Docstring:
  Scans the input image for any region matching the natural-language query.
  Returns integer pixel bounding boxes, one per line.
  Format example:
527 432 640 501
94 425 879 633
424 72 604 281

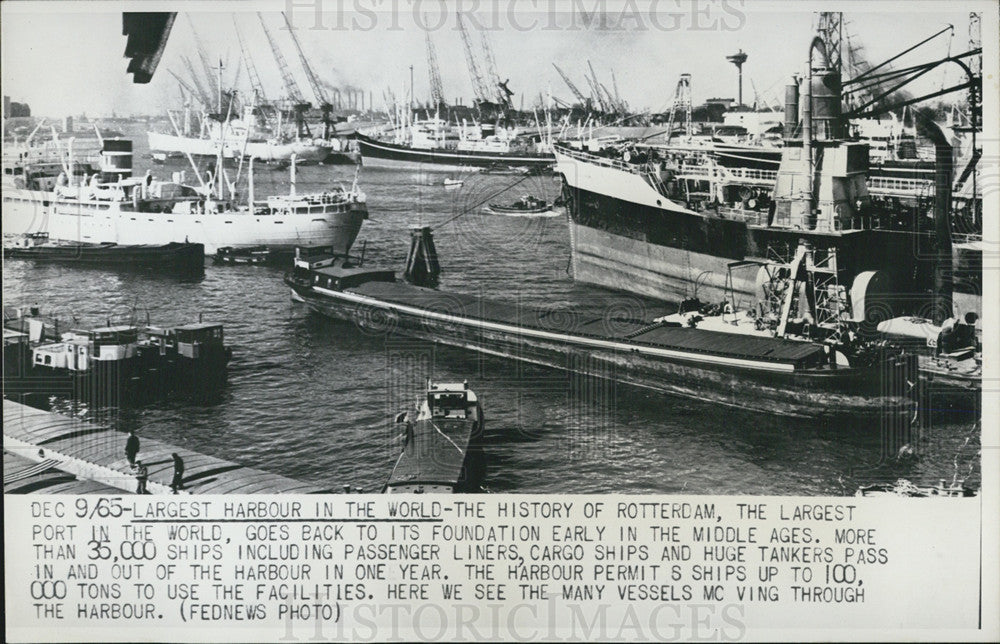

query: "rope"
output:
430 420 465 455
431 173 534 232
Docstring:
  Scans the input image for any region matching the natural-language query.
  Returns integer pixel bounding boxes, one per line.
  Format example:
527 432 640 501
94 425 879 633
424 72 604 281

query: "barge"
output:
5 234 204 271
285 244 918 425
3 317 231 406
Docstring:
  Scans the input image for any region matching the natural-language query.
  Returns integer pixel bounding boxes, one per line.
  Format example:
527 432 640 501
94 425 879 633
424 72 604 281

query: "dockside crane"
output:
425 30 446 109
179 54 214 108
257 12 311 137
281 11 334 138
552 64 589 110
456 13 490 107
185 14 224 113
479 30 511 109
233 16 268 113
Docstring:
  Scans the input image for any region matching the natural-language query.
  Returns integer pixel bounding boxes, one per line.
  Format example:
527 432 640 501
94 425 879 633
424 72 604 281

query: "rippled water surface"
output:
3 130 981 495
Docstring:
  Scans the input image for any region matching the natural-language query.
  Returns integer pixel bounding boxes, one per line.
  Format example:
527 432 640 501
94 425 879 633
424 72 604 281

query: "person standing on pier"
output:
170 453 185 493
135 460 149 494
125 430 140 469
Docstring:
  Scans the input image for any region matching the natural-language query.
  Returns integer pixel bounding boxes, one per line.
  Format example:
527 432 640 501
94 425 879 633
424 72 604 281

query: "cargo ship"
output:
355 119 553 172
5 233 204 270
554 40 961 325
29 141 368 255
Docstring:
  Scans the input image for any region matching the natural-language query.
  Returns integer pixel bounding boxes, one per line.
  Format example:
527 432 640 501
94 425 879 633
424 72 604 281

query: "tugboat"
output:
384 381 485 494
485 195 557 217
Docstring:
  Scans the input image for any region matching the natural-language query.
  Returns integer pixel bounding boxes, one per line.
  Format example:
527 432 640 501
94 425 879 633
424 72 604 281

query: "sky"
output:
0 0 986 118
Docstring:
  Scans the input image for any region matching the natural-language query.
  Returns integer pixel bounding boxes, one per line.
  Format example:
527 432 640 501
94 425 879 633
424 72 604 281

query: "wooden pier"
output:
3 400 330 494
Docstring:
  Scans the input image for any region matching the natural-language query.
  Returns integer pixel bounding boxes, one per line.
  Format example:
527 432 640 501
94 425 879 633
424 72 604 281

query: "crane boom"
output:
234 16 267 104
185 14 219 105
179 54 214 107
479 30 503 105
281 12 329 107
257 12 306 104
552 64 586 105
457 13 489 103
425 31 445 106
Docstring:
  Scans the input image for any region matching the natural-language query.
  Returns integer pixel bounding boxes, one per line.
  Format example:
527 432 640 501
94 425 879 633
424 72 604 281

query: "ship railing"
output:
553 144 636 173
952 232 982 245
866 176 934 196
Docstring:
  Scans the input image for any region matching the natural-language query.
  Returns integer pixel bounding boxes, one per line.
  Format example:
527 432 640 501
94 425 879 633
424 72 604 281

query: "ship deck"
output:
348 281 827 367
385 415 477 493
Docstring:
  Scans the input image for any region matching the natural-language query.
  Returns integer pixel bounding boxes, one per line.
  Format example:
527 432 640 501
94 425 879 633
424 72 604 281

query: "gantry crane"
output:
425 31 445 108
257 12 311 136
281 11 334 138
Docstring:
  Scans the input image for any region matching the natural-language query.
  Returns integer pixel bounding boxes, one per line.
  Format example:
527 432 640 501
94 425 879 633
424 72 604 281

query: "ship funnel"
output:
100 139 133 182
783 81 799 139
404 226 441 287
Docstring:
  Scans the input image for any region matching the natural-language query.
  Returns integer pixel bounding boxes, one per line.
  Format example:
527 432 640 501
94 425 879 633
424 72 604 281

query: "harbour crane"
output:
281 11 335 138
233 16 268 109
478 30 510 108
257 12 311 136
424 30 445 108
456 13 490 106
179 54 214 108
552 64 589 109
185 14 223 113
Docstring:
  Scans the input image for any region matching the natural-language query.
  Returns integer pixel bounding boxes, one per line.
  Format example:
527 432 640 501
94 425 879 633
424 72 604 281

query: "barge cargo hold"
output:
285 250 917 424
4 236 205 270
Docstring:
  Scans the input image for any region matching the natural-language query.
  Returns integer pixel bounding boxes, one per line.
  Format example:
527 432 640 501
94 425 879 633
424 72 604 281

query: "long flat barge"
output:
4 239 205 270
285 250 918 423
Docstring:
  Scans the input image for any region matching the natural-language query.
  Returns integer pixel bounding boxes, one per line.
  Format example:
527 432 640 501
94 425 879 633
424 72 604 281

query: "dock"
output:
3 400 330 494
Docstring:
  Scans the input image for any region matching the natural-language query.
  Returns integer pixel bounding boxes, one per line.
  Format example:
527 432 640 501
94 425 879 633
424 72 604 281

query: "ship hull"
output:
147 131 332 163
556 149 935 310
2 187 51 235
46 201 367 255
356 133 553 171
5 242 205 270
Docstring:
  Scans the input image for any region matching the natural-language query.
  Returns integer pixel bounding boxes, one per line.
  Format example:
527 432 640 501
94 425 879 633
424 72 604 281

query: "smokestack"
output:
784 81 799 139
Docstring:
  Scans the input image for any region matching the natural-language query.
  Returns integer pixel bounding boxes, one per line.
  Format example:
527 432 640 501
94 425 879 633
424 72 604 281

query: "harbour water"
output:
3 131 980 495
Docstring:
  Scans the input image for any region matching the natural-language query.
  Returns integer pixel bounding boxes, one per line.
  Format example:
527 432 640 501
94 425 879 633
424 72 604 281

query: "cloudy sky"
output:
0 0 985 117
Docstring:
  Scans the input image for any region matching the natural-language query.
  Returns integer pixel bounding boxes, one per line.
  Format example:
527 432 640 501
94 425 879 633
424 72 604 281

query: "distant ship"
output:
147 108 332 164
9 140 368 255
356 119 553 172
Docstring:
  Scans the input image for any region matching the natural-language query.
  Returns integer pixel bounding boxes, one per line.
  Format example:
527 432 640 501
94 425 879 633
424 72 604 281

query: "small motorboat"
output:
484 195 559 217
443 177 464 189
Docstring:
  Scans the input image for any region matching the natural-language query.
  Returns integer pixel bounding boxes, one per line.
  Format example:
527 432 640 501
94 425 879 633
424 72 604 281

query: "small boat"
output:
443 178 464 189
384 381 485 494
213 245 273 266
485 195 558 217
151 151 168 164
4 233 204 270
478 164 531 175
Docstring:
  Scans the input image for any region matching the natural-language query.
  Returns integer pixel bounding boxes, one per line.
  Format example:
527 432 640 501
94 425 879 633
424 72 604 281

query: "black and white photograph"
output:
2 0 997 640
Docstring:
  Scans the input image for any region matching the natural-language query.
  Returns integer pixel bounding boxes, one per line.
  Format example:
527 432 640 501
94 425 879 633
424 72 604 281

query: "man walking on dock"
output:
170 453 185 493
125 430 140 469
135 460 149 494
